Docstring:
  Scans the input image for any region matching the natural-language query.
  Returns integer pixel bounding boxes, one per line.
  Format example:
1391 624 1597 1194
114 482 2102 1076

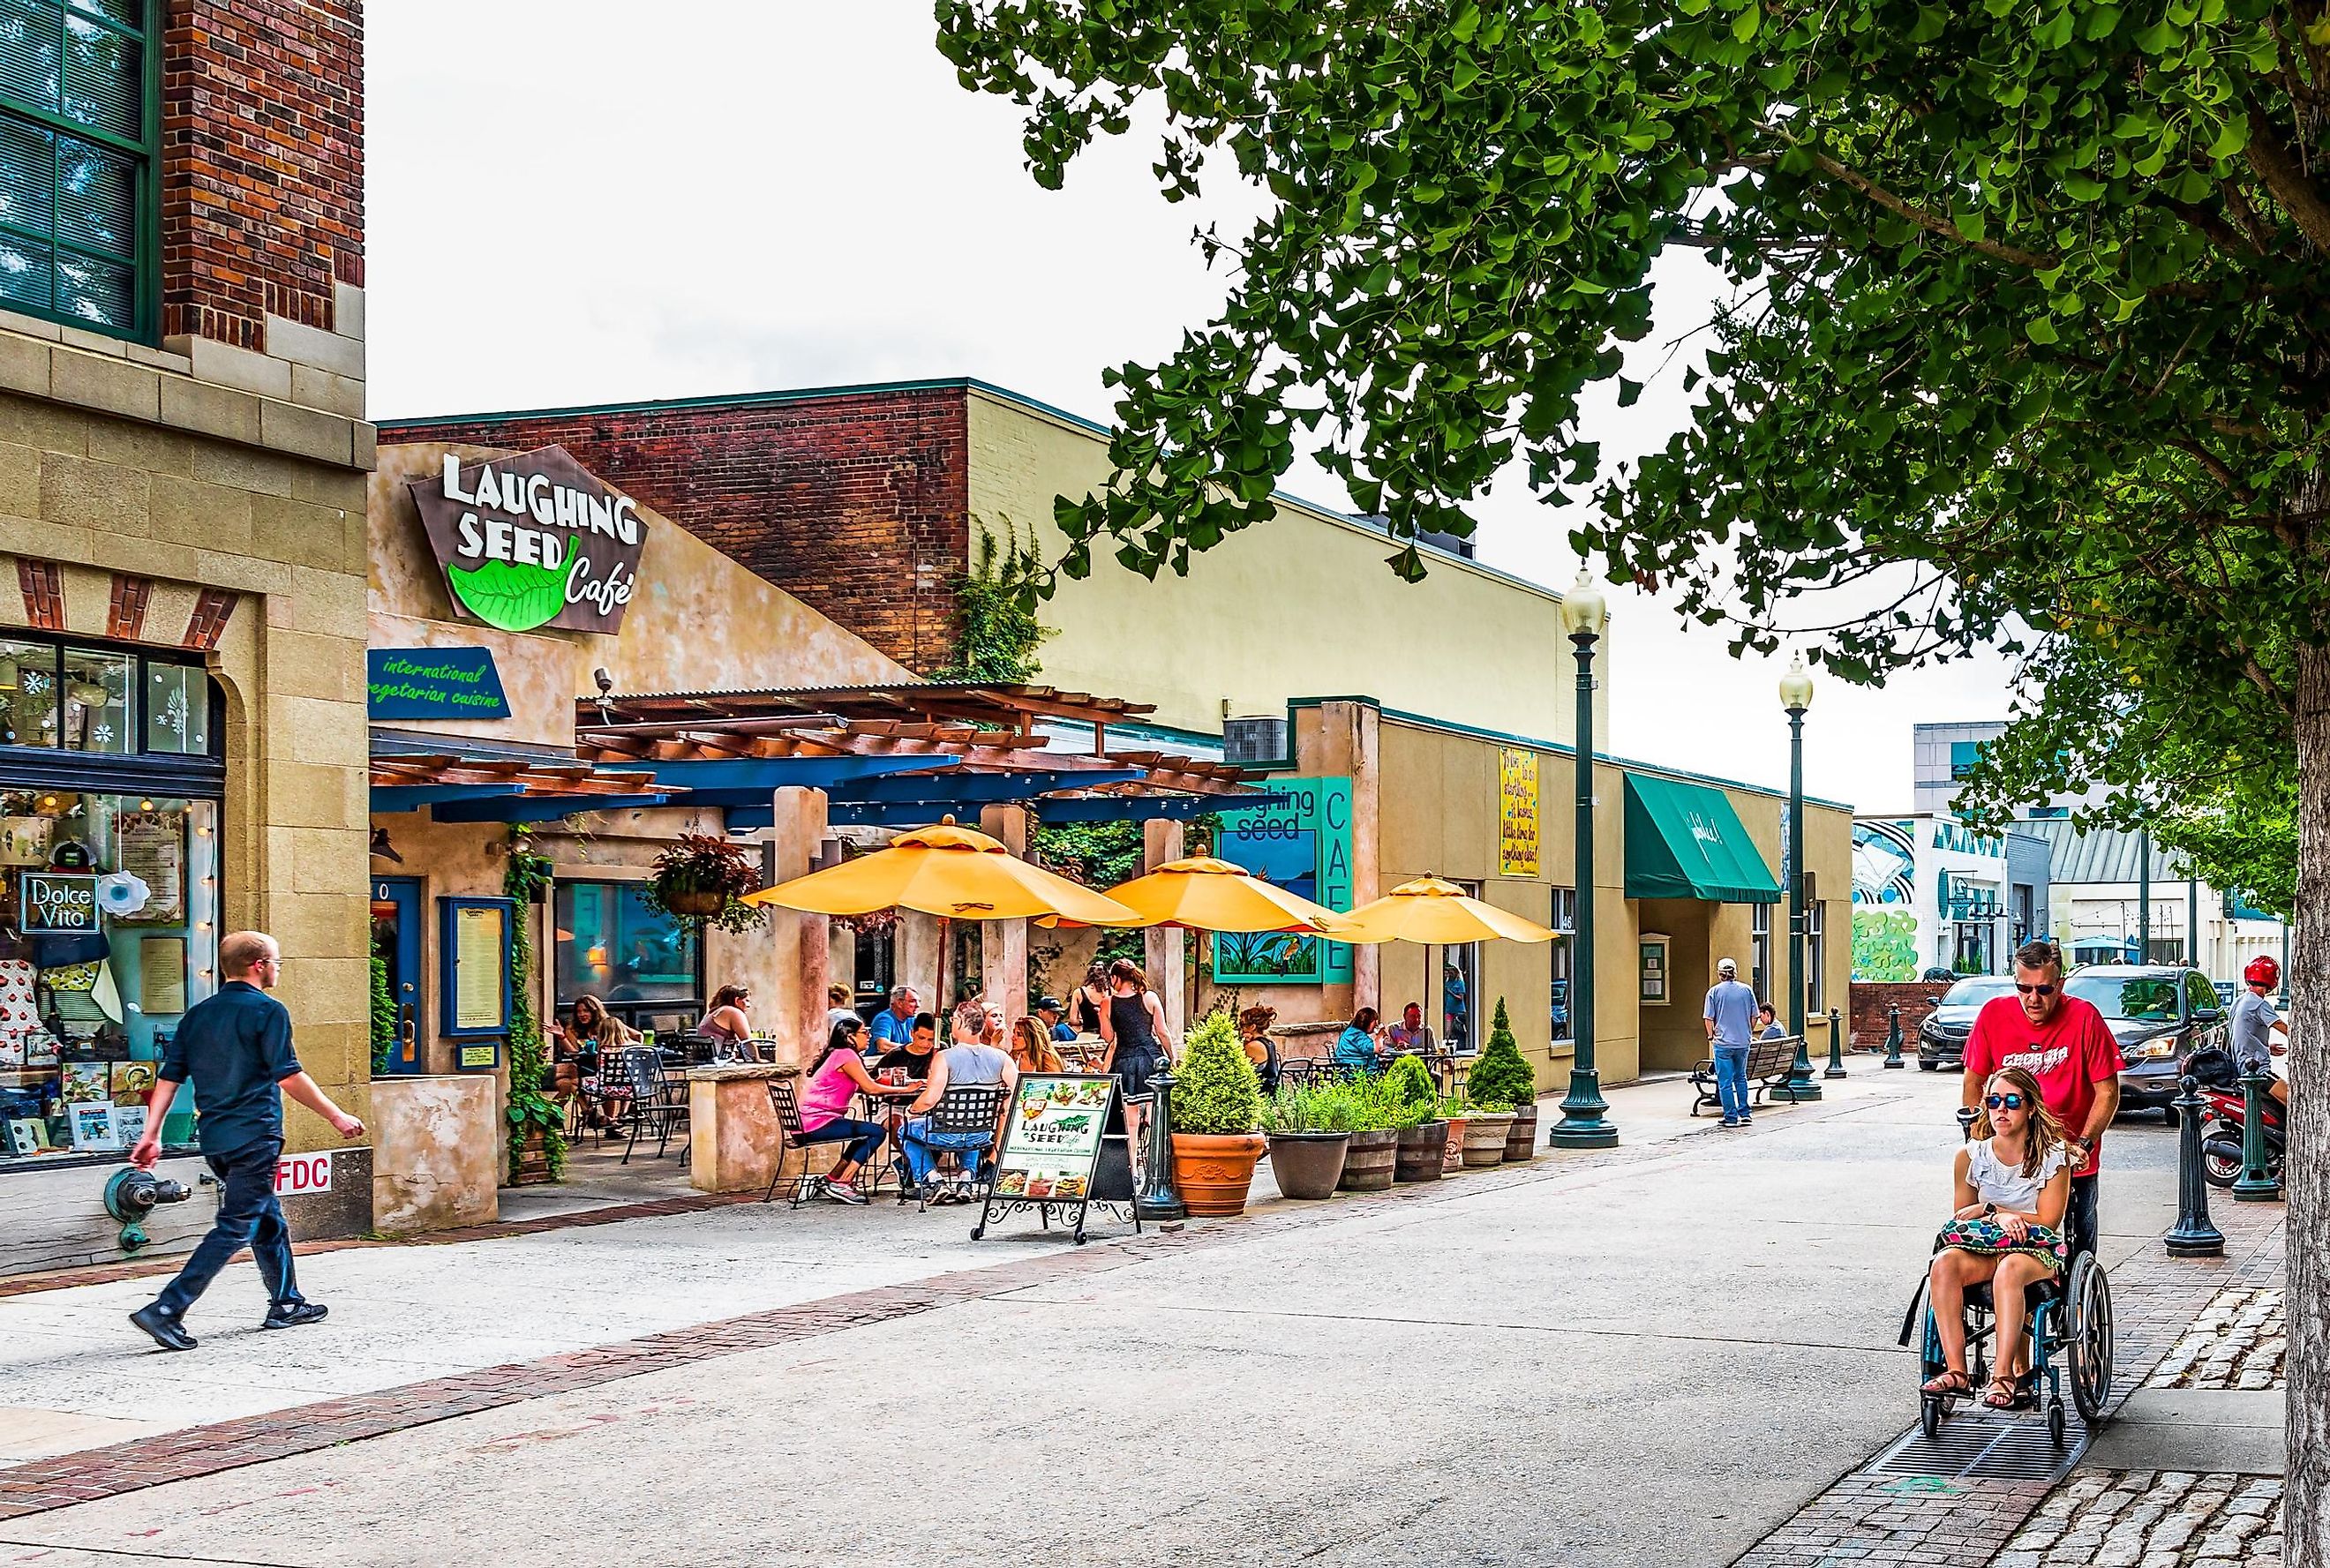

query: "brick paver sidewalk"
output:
1995 1471 2282 1568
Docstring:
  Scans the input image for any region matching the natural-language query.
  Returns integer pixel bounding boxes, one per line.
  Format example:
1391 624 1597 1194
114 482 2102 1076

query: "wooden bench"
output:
1688 1035 1803 1116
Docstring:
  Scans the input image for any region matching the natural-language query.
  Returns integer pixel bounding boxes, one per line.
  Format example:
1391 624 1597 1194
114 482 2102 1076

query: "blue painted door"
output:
370 877 425 1075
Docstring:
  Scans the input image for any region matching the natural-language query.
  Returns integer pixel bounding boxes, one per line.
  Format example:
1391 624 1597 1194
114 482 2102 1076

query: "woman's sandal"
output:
1920 1370 1972 1397
1982 1377 2022 1410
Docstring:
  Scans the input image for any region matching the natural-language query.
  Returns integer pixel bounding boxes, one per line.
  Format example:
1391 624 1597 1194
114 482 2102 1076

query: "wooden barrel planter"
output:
1462 1111 1515 1167
1396 1120 1448 1182
1337 1128 1400 1191
1266 1131 1349 1200
1504 1102 1540 1161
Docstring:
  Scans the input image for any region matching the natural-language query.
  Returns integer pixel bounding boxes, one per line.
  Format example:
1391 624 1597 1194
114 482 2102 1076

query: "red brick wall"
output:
1848 982 1945 1053
162 0 364 347
385 386 971 671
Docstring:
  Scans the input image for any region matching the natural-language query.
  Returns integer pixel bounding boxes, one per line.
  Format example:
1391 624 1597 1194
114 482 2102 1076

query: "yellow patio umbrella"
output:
1332 876 1560 1055
1037 857 1356 934
742 818 1139 1017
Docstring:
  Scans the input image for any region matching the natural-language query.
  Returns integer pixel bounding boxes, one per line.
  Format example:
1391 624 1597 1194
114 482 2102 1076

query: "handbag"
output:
1935 1215 2065 1264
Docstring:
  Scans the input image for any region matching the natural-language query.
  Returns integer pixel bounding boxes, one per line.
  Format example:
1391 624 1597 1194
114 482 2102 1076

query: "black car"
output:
2062 964 2229 1119
1917 976 2016 1070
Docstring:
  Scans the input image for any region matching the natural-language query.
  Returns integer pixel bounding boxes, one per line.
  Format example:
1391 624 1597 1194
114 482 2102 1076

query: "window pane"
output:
68 0 139 28
0 0 63 116
0 227 47 312
60 645 129 752
55 133 131 256
144 661 209 754
59 11 134 139
0 637 55 745
0 112 51 234
552 882 701 1013
52 243 124 323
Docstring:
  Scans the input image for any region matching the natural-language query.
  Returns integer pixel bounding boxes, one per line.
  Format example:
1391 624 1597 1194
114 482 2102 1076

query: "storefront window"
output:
1444 881 1481 1054
145 662 211 755
62 647 132 753
553 881 701 1024
1750 901 1771 1004
0 638 213 759
1548 887 1576 1044
0 638 58 746
1805 880 1826 1009
0 793 220 1167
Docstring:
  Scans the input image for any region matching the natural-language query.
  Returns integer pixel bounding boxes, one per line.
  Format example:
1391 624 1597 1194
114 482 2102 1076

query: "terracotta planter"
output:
1504 1102 1540 1161
1462 1111 1516 1167
1396 1120 1448 1183
1337 1127 1400 1191
1442 1115 1469 1171
1266 1131 1349 1200
1170 1131 1266 1217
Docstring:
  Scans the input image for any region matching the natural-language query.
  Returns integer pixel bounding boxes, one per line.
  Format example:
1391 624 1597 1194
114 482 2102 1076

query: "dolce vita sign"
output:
410 446 644 635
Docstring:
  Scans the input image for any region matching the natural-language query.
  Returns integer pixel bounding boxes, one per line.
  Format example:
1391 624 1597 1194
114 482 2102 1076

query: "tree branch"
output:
2242 101 2330 251
1806 151 2056 270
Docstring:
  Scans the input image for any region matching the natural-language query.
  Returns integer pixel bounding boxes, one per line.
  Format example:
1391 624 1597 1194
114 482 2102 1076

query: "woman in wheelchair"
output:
1920 1066 2075 1411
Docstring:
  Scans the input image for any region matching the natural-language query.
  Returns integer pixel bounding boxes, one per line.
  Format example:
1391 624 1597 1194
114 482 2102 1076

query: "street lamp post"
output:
1779 655 1822 1102
1551 573 1617 1149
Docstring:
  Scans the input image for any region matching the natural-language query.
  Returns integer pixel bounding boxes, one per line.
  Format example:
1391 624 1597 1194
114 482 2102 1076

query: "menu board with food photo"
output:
988 1074 1116 1206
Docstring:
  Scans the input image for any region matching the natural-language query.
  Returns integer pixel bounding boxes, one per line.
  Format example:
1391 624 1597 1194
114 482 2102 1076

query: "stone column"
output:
1143 816 1188 1042
980 804 1030 1027
1309 700 1380 1022
767 786 831 1067
898 912 942 1019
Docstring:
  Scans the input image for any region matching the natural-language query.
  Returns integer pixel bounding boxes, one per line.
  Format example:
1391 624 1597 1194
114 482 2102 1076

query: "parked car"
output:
1917 976 2016 1070
2061 964 2228 1120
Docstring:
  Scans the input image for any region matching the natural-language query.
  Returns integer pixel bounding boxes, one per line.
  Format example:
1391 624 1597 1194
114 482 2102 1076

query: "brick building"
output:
0 1 375 1274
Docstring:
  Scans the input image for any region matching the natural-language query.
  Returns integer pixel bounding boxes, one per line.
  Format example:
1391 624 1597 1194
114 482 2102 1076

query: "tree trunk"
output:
2289 640 2330 1567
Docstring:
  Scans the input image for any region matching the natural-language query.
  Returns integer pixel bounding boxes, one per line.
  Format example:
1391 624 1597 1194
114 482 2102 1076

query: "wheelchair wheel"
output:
2048 1396 2067 1449
2064 1252 2116 1422
1921 1392 1945 1441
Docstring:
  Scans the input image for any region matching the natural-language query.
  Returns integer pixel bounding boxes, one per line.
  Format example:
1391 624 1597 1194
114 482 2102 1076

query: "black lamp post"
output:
1551 573 1617 1149
1779 655 1822 1102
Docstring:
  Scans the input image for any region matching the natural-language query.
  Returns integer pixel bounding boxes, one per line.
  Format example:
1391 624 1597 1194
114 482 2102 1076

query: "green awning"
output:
1624 774 1784 904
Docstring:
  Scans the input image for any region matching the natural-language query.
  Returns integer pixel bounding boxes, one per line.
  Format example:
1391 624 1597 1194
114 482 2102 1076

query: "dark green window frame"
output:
0 0 160 342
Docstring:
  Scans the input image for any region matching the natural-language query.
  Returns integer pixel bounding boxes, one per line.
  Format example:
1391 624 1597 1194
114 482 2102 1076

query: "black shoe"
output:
130 1303 197 1352
262 1300 328 1330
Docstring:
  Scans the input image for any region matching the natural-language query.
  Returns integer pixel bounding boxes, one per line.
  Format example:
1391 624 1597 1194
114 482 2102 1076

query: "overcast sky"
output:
366 3 2018 811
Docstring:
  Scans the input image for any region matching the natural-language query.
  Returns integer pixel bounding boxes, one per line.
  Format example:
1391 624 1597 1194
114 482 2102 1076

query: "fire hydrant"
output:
102 1167 193 1253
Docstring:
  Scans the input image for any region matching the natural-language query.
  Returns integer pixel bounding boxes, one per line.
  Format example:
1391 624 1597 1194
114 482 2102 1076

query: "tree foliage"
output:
1173 1009 1264 1134
931 518 1054 682
1465 997 1537 1107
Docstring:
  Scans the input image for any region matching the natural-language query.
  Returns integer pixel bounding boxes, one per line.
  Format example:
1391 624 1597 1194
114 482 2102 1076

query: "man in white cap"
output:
1703 957 1760 1127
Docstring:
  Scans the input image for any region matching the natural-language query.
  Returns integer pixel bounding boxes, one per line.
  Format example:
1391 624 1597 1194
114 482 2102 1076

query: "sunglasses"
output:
1984 1093 2028 1110
2014 983 2056 997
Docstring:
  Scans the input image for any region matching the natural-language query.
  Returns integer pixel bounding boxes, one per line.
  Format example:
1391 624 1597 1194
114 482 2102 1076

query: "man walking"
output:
1961 939 2122 1257
1704 957 1759 1128
2230 955 2290 1108
126 931 365 1351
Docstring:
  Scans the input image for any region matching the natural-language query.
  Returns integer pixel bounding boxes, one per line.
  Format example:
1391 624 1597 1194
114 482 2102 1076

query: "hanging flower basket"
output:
837 908 899 937
643 835 768 934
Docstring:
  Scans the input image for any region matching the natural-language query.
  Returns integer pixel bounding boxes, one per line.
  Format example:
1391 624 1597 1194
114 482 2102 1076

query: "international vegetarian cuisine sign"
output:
989 1075 1116 1204
410 446 646 635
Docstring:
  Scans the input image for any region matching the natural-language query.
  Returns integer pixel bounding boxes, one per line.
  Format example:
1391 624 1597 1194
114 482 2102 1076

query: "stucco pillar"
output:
980 804 1030 1028
1143 817 1188 1041
768 787 831 1067
1309 700 1380 1022
898 912 942 1019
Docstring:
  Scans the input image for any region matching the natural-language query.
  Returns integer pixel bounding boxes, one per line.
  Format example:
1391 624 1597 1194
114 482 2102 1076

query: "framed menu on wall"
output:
439 897 511 1041
116 811 185 925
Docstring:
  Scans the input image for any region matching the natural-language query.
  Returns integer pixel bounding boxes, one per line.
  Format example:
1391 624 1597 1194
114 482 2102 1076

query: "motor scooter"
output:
2198 1078 2285 1189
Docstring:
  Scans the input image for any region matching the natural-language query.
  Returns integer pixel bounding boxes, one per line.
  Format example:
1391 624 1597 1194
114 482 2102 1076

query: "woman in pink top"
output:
796 1017 913 1205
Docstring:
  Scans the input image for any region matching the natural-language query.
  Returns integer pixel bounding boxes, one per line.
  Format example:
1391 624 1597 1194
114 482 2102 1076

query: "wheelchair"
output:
1900 1114 2116 1449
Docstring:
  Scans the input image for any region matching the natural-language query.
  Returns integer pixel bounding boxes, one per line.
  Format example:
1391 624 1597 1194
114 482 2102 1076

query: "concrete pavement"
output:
0 1069 2187 1567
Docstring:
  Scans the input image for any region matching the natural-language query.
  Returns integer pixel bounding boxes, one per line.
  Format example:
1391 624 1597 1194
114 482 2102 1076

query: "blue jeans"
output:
1713 1046 1752 1122
154 1137 299 1319
798 1117 885 1168
898 1116 991 1184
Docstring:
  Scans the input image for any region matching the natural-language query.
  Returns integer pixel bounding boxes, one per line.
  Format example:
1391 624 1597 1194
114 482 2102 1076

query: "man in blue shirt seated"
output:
127 930 366 1352
1033 996 1078 1043
868 986 919 1048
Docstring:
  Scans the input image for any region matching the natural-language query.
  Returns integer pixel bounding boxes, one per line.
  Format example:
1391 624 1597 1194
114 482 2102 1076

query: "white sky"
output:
366 2 2019 811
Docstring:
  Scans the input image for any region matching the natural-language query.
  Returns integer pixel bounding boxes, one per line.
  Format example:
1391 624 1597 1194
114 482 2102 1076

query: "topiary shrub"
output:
1466 997 1537 1108
1173 1009 1261 1136
1382 1051 1438 1114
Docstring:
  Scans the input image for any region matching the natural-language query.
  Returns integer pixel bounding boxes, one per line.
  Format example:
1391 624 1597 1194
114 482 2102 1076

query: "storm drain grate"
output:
1866 1408 2088 1483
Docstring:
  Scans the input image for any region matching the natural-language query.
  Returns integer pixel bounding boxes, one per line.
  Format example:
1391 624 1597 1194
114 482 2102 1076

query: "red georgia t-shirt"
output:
1964 994 2122 1178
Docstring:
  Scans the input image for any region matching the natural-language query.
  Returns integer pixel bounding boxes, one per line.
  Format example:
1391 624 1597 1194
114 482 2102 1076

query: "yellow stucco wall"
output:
964 388 1606 744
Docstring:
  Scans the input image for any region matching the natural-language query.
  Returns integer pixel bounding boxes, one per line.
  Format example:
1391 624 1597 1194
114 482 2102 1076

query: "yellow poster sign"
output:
1498 747 1540 877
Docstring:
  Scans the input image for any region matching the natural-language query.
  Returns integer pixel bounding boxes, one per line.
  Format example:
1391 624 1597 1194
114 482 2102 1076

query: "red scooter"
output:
2199 1078 2285 1189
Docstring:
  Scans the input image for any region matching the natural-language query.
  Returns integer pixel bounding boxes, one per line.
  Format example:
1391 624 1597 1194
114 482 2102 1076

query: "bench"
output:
1688 1035 1803 1116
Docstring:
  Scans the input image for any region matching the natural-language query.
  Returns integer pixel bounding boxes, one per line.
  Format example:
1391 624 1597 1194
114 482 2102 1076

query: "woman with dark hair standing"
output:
1074 962 1109 1036
1098 957 1174 1165
795 1017 915 1204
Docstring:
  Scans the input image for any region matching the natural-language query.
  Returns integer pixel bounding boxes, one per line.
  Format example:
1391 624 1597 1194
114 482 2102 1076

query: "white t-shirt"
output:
1966 1137 2071 1215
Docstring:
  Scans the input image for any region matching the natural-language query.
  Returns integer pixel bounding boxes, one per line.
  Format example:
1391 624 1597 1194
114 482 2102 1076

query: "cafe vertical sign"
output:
410 446 646 635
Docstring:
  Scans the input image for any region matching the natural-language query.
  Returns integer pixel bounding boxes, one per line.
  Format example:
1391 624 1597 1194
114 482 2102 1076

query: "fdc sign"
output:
274 1152 333 1196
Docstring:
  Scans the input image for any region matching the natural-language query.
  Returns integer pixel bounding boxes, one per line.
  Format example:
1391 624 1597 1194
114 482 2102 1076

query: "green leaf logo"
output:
448 558 566 632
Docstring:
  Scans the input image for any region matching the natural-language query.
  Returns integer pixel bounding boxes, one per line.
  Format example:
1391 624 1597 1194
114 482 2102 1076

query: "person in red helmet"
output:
2232 956 2289 1108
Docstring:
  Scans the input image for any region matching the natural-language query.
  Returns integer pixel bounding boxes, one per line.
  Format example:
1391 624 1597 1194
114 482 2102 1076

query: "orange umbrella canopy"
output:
1331 875 1561 945
742 819 1138 925
1039 856 1355 933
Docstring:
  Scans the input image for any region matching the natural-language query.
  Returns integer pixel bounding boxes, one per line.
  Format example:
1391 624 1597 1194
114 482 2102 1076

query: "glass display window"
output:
552 881 702 1033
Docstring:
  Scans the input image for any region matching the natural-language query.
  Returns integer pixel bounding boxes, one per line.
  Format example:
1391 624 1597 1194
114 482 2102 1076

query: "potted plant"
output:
1260 1081 1350 1199
1469 998 1540 1159
643 834 769 933
1336 1075 1402 1191
1169 1010 1266 1216
1384 1054 1447 1183
1461 1098 1517 1167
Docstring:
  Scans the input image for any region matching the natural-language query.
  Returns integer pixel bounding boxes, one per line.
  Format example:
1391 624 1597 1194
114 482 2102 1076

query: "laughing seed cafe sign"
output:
410 446 644 635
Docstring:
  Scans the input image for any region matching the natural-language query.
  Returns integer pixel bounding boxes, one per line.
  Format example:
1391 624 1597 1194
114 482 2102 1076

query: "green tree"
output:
936 4 2330 1547
1173 1009 1263 1134
1465 997 1537 1107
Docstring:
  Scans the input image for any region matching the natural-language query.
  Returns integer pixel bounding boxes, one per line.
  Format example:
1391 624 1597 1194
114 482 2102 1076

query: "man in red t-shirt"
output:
1961 939 2123 1258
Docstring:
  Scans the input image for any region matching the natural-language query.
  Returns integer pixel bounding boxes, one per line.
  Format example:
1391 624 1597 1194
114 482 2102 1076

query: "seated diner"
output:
797 1017 917 1205
876 1012 941 1084
898 1028 1018 1204
1334 1008 1385 1071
